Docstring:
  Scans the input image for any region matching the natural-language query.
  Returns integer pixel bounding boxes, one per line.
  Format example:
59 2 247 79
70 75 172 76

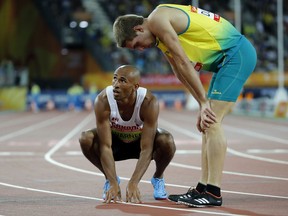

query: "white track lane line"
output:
0 113 73 142
0 182 250 216
1 112 287 216
42 113 288 200
159 118 288 164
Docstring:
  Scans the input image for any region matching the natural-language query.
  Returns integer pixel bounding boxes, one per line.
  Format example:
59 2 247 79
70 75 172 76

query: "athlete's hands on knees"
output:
197 114 208 133
199 102 217 130
126 182 142 203
196 114 204 133
104 184 122 204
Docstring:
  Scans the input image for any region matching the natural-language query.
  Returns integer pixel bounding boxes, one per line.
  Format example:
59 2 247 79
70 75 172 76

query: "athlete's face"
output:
125 29 156 51
112 69 137 101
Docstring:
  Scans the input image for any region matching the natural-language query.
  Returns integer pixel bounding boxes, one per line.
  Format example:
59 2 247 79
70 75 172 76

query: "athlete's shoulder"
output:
95 87 109 107
157 3 187 8
96 87 108 99
149 4 189 26
149 4 176 19
142 90 158 108
140 90 159 121
156 4 191 12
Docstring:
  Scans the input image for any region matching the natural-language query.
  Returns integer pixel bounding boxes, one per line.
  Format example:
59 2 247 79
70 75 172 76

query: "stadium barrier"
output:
26 90 187 112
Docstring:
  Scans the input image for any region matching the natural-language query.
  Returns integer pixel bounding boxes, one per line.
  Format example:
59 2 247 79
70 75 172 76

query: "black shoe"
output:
168 188 199 202
178 191 222 207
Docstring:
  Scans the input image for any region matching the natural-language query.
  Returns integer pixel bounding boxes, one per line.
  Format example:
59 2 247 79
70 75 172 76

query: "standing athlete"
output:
113 4 257 207
79 65 176 203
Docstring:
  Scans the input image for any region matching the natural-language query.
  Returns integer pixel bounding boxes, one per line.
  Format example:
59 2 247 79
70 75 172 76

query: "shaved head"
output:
115 65 141 84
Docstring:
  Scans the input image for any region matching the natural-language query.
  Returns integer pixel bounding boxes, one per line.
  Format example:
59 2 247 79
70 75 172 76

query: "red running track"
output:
0 110 287 216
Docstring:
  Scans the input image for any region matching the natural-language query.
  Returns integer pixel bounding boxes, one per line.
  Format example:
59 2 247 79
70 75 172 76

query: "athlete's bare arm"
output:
126 91 159 203
94 90 121 202
148 7 216 126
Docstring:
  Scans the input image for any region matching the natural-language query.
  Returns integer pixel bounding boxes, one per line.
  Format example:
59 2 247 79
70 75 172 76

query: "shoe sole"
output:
178 201 221 208
167 198 183 204
154 197 168 200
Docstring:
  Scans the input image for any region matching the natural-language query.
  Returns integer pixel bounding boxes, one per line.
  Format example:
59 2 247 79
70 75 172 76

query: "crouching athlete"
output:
79 65 176 203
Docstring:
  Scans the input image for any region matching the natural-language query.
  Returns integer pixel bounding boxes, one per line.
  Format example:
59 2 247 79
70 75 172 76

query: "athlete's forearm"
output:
100 146 118 184
169 57 207 106
129 149 153 184
165 53 207 106
175 69 203 104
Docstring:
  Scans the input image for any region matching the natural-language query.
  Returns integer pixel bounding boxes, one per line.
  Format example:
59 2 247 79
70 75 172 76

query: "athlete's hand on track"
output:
126 182 142 203
104 184 122 203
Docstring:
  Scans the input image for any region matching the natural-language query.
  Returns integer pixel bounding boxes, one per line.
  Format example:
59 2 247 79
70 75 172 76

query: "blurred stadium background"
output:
0 0 287 118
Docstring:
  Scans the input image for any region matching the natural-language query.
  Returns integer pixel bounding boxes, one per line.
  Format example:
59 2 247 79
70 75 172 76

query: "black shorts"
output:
111 134 141 161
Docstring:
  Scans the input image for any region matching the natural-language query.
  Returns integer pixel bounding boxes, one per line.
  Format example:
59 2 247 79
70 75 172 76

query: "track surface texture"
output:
0 110 287 216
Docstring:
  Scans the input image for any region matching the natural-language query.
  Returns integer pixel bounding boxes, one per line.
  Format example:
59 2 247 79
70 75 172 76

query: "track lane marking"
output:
43 113 288 201
159 118 288 164
0 182 255 216
0 113 73 142
1 112 287 216
0 152 35 156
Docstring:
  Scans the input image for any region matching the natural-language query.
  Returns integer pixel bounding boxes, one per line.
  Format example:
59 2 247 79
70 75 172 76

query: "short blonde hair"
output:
113 14 144 47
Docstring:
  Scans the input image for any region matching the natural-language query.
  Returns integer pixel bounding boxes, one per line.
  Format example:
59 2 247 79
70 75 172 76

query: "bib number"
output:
191 6 220 22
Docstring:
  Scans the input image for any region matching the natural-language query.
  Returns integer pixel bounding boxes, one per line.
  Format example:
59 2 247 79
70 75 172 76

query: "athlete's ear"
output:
134 83 140 89
133 25 144 32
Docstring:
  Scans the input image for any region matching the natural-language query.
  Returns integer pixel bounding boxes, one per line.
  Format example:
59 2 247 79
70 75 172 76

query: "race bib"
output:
194 62 203 71
191 6 220 22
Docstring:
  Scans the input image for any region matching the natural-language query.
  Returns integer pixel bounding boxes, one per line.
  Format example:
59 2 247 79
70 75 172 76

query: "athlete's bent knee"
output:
205 122 222 135
156 132 176 156
79 131 94 148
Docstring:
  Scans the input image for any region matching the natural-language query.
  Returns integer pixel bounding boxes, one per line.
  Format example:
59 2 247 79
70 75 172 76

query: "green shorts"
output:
207 36 257 102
